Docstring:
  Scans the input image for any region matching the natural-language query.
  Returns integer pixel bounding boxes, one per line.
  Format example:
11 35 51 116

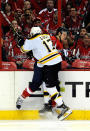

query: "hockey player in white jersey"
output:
16 27 72 120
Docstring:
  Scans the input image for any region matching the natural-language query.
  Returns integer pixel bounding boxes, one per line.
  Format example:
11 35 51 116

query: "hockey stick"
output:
0 8 25 39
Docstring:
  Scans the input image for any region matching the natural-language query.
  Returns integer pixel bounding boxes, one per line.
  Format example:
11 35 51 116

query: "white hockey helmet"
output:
30 27 42 37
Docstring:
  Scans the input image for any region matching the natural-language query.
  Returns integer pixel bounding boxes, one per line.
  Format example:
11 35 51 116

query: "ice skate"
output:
57 104 72 121
16 96 24 109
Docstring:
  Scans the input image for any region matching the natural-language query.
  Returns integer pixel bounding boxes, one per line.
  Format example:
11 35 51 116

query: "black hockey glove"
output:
17 36 25 47
26 51 33 59
66 56 77 64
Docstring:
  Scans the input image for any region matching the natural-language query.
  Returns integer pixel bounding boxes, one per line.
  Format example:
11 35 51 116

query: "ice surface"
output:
0 120 90 131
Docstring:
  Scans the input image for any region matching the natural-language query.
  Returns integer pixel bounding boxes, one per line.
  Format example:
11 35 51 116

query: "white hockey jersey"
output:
21 34 62 66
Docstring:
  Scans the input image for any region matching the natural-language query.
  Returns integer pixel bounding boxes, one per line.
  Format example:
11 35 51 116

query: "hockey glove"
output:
18 37 25 47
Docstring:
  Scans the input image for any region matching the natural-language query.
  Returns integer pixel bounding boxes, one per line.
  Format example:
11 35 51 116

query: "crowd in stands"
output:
1 0 90 70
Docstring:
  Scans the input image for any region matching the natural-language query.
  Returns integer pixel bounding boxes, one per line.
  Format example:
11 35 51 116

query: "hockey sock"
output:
51 100 56 107
43 82 51 104
47 87 63 106
43 91 56 107
44 91 50 104
21 87 33 98
54 94 63 106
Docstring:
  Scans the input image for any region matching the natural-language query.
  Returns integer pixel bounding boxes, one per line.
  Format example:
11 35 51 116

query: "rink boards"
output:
0 70 90 120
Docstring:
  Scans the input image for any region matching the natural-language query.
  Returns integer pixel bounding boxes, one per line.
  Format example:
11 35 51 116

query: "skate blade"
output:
58 109 72 121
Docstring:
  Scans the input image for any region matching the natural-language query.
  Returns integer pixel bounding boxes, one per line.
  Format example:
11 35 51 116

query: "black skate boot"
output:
57 104 72 120
39 103 52 114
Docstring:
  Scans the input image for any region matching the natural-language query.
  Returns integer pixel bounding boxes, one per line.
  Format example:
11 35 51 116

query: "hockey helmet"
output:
30 27 42 37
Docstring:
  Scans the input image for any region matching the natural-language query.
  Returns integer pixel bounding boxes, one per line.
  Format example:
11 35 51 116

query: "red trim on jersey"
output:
51 36 63 50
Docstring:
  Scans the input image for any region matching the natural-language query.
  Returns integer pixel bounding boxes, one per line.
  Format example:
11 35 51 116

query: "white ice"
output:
0 120 90 131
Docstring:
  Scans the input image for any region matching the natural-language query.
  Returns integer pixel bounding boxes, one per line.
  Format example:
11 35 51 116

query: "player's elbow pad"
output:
18 37 25 47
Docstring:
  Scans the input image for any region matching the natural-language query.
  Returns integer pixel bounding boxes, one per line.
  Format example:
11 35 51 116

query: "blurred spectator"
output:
46 10 66 36
68 0 88 15
80 27 87 38
65 7 83 40
61 1 71 20
3 20 28 69
46 10 59 35
64 3 71 17
23 0 37 16
21 9 35 38
75 34 90 61
1 2 14 36
23 0 31 11
8 0 24 11
14 8 23 26
73 27 87 49
33 17 43 27
30 0 46 13
39 0 57 27
33 17 48 34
